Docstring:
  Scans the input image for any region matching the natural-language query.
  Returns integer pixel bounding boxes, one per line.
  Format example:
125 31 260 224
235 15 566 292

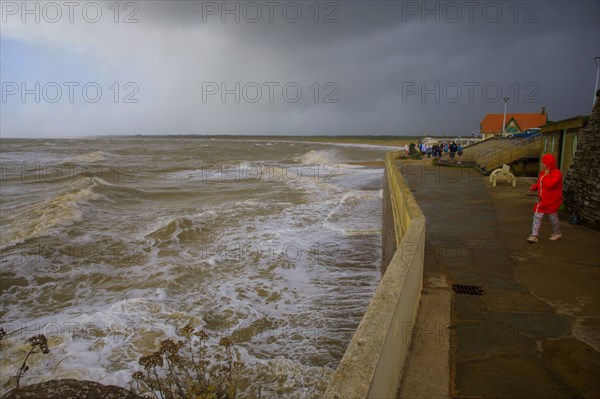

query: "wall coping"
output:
324 152 425 398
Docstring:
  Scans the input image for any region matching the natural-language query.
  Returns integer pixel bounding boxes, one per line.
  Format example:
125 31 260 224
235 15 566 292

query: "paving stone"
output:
453 321 535 361
455 355 575 399
542 337 600 399
403 161 600 399
487 311 573 340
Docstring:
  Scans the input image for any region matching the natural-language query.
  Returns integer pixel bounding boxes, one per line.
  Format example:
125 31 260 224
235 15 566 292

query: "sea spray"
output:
0 137 386 398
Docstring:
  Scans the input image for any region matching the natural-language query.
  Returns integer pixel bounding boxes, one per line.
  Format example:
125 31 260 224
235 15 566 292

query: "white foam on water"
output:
2 180 104 246
266 139 401 152
68 151 108 163
297 149 341 164
0 139 387 398
324 142 399 151
89 176 116 187
163 168 217 182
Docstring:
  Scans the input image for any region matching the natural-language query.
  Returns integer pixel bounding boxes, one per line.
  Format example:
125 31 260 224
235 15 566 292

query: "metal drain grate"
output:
452 284 484 296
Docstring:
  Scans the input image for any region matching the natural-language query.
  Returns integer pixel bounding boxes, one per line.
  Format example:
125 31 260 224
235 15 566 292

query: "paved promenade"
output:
397 162 600 399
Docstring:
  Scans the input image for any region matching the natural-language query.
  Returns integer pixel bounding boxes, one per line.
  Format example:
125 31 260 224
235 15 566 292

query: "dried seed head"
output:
132 371 144 380
194 330 209 340
139 352 163 370
180 324 194 337
27 334 50 354
219 337 233 348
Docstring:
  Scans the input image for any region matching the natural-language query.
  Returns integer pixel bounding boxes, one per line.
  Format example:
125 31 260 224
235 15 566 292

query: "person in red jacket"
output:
527 153 563 242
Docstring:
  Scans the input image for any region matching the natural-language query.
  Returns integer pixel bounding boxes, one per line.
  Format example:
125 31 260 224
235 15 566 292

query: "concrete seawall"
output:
324 152 425 398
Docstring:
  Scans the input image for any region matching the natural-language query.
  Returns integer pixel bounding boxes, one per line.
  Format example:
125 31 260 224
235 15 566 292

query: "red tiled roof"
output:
480 113 547 133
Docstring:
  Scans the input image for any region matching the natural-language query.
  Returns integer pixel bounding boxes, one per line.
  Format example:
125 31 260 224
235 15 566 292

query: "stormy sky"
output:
1 0 598 137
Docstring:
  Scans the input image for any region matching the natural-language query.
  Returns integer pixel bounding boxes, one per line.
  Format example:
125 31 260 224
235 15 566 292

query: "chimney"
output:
541 106 546 114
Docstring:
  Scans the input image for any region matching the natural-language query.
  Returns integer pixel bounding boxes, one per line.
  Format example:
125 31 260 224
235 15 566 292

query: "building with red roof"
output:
480 107 548 139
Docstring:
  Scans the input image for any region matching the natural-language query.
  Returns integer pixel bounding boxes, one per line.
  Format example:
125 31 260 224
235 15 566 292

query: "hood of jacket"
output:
542 153 558 170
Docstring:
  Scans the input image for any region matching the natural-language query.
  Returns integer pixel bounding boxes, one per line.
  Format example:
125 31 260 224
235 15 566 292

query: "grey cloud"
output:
1 0 598 137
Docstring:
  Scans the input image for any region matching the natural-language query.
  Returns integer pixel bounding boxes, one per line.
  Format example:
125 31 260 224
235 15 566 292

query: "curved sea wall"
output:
324 151 426 398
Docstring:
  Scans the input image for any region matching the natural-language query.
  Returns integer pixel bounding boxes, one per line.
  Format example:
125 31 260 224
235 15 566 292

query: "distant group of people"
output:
404 141 463 163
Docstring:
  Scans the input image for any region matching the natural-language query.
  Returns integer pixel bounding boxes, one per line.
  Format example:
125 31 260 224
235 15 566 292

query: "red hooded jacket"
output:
529 154 563 213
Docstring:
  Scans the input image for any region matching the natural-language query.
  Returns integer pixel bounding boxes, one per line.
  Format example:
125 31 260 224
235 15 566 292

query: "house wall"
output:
564 91 600 230
560 129 581 176
539 128 584 176
540 132 561 171
505 119 519 133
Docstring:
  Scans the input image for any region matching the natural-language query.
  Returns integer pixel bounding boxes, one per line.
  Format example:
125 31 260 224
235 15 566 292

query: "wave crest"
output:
145 218 203 247
69 151 108 163
3 181 101 245
298 149 340 164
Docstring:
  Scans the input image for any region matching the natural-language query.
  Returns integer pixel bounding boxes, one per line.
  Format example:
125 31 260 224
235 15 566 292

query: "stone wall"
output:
564 90 600 229
324 152 425 399
381 168 396 274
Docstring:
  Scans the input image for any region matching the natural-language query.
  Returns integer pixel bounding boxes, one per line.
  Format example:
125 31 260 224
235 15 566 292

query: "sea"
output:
0 137 393 398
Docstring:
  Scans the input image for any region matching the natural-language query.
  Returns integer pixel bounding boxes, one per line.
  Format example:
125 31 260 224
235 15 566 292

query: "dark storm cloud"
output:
132 0 599 135
138 1 597 50
1 0 598 136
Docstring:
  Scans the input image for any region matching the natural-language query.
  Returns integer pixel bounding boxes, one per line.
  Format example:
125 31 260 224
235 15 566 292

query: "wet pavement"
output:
397 161 600 399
